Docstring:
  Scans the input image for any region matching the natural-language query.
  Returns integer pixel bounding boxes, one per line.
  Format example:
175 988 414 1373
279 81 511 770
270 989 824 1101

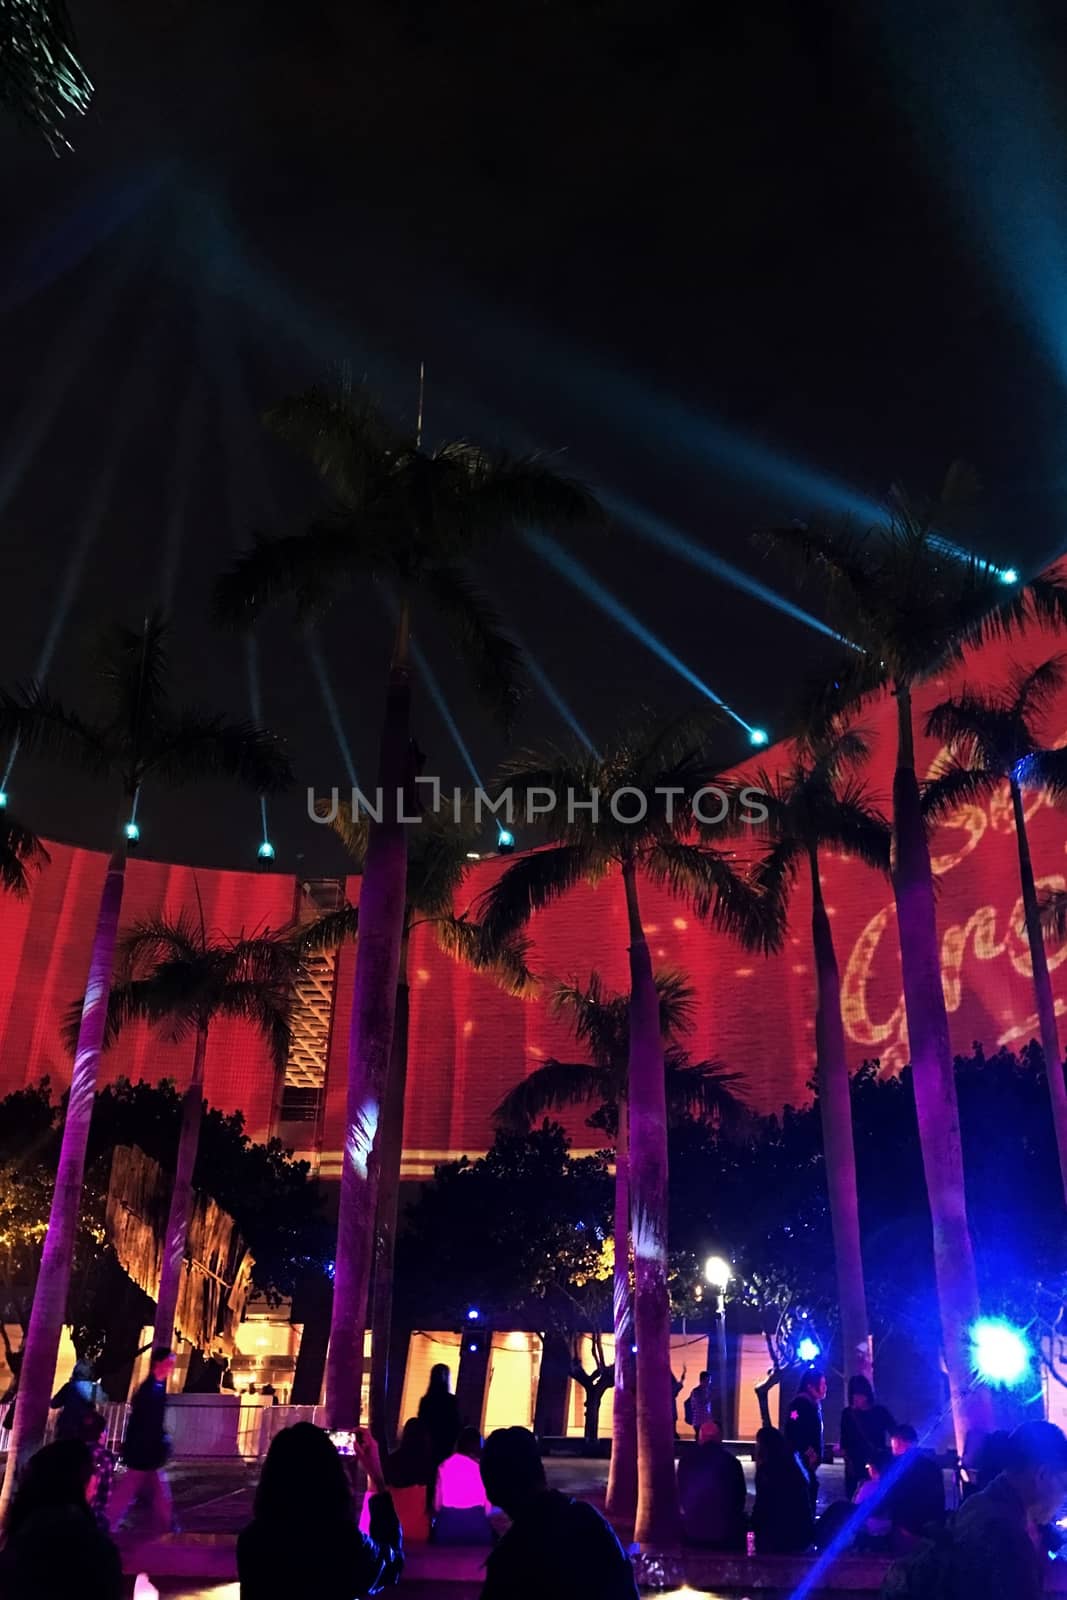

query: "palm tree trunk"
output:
368 929 410 1446
1009 778 1067 1203
0 837 128 1515
623 860 680 1548
605 1095 638 1522
154 1023 208 1350
809 847 871 1393
325 612 412 1429
892 687 991 1447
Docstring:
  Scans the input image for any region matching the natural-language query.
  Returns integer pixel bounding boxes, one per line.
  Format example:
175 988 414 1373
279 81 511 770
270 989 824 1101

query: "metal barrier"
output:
0 1401 130 1458
0 1400 334 1461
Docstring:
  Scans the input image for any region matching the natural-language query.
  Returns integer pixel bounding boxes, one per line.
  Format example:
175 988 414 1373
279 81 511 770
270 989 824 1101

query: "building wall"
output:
0 624 1064 1164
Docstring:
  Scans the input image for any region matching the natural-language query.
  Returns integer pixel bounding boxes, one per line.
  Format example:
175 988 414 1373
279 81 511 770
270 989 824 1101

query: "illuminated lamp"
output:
971 1318 1031 1388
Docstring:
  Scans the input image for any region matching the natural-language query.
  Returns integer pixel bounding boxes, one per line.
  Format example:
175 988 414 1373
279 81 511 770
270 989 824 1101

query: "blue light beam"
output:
524 529 762 740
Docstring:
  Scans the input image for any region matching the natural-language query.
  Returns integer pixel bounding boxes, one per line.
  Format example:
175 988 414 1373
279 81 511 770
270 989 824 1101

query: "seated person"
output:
677 1420 747 1550
751 1425 815 1555
888 1422 946 1541
434 1425 494 1545
852 1449 893 1547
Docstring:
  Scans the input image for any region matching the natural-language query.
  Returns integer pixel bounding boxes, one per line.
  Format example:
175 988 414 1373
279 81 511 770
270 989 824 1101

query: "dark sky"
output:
3 0 1067 874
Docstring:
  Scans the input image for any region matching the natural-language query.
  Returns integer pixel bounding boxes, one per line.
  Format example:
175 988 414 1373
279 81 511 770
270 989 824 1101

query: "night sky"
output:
3 0 1067 874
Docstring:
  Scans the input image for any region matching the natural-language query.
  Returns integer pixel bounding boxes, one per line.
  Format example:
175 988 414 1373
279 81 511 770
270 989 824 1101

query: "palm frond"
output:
419 565 526 732
665 1050 750 1131
0 813 48 897
213 522 370 628
117 915 205 974
494 1059 611 1129
62 978 178 1055
924 692 1013 773
146 712 292 794
750 835 804 914
1040 889 1067 944
94 613 171 747
294 903 360 955
475 843 599 943
265 384 403 506
815 783 892 872
434 915 538 998
214 981 294 1070
0 0 92 152
646 839 784 954
1007 654 1067 724
1016 745 1067 801
920 763 1003 824
452 448 604 538
325 799 370 866
0 685 112 778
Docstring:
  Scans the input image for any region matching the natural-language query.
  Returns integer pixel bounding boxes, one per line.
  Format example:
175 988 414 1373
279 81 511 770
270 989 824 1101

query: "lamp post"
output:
704 1254 731 1434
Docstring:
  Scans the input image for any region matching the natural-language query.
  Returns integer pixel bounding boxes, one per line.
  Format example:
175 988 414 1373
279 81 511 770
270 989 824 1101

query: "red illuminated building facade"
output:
1 623 1064 1181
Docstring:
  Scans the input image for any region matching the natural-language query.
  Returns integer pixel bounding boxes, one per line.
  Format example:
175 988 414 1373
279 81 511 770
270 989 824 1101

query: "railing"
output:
0 1400 131 1458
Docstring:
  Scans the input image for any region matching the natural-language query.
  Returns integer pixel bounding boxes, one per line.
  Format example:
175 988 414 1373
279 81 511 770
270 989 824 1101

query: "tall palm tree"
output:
215 379 599 1429
924 657 1067 1201
764 477 1067 1443
475 718 777 1547
0 810 48 895
748 722 891 1393
68 911 303 1349
298 802 535 1438
1 0 92 150
495 970 748 1519
0 615 290 1507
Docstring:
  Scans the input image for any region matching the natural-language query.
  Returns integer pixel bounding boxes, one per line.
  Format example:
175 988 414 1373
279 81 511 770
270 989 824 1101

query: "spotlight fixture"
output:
971 1318 1031 1388
748 728 770 748
497 829 516 853
796 1336 821 1364
124 821 140 845
999 567 1019 585
257 840 276 862
0 790 7 809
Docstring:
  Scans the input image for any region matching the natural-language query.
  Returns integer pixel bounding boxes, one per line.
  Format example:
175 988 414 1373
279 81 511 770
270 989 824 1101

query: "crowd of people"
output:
2 1352 1067 1598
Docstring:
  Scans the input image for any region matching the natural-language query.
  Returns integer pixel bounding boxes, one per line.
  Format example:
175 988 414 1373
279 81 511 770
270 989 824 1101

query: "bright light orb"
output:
971 1318 1031 1387
999 567 1020 585
796 1336 821 1363
497 828 515 849
704 1254 732 1291
748 727 770 747
257 840 276 861
124 821 140 843
467 1307 480 1321
0 790 7 809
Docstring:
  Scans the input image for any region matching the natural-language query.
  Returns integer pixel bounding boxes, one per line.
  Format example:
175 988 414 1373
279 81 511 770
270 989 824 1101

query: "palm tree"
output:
0 809 48 896
215 379 599 1429
68 910 303 1349
475 717 777 1547
764 477 1067 1443
924 657 1067 1201
0 615 290 1506
1 0 92 151
495 970 748 1519
297 801 535 1439
748 722 891 1393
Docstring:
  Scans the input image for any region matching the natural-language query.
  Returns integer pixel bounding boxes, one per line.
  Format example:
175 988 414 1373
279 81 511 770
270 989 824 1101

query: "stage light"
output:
704 1255 732 1292
971 1318 1031 1387
467 1307 480 1321
748 728 770 748
797 1336 821 1363
0 790 7 810
497 828 516 853
1000 567 1019 585
257 840 276 862
124 821 140 844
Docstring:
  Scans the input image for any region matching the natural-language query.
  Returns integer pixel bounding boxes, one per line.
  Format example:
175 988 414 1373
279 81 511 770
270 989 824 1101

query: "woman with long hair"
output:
0 1438 122 1599
417 1364 460 1466
238 1422 402 1599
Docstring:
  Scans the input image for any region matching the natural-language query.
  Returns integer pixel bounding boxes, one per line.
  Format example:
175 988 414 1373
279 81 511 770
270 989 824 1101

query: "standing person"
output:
883 1421 1067 1600
417 1365 460 1466
238 1421 402 1599
887 1423 945 1543
106 1347 175 1537
684 1370 712 1441
785 1366 826 1514
433 1426 494 1545
383 1419 434 1544
49 1359 96 1441
840 1375 895 1498
751 1425 815 1555
0 1438 122 1599
671 1366 687 1439
478 1427 638 1600
677 1419 747 1550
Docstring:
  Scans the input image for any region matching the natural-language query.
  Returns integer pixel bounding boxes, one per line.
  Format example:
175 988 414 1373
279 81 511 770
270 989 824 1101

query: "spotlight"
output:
497 829 516 853
704 1255 731 1292
0 790 7 809
124 821 140 845
748 727 770 748
999 567 1019 585
796 1336 821 1364
467 1307 480 1322
257 840 276 862
971 1318 1031 1387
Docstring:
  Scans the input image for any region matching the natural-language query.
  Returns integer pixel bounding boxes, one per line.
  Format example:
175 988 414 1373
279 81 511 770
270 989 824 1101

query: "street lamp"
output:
704 1256 731 1434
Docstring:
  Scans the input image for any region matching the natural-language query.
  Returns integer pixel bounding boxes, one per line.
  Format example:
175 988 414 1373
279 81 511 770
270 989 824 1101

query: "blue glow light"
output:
796 1337 821 1363
258 840 276 861
971 1318 1031 1387
525 529 763 740
0 791 7 810
1000 567 1020 585
497 829 515 849
749 728 770 748
467 1307 480 1321
410 636 485 790
124 821 140 843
